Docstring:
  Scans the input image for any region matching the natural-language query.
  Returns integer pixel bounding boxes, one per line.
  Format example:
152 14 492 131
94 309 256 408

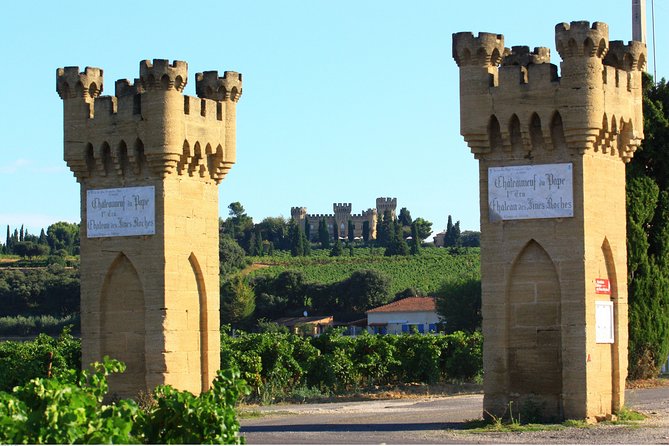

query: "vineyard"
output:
246 247 480 296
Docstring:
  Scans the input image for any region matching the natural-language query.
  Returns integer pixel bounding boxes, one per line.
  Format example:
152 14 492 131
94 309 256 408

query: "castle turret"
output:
57 59 242 397
453 21 645 422
375 197 397 219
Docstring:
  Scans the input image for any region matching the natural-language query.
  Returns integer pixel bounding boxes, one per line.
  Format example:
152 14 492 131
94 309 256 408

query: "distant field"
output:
246 247 480 295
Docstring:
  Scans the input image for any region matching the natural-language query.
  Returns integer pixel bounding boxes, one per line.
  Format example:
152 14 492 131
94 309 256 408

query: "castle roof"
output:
366 297 436 314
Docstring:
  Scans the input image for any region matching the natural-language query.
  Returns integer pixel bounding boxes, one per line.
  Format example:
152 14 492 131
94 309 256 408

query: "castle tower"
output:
375 197 397 219
57 60 242 397
453 22 645 421
333 203 352 238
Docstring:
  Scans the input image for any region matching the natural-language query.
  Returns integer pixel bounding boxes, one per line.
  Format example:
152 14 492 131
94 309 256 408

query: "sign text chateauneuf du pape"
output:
86 186 156 238
488 163 574 221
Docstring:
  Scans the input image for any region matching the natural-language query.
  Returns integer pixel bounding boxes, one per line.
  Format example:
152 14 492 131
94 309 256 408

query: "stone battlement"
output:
57 59 242 184
453 21 645 163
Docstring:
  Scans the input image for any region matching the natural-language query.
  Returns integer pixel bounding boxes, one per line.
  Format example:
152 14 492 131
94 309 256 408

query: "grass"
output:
462 405 646 434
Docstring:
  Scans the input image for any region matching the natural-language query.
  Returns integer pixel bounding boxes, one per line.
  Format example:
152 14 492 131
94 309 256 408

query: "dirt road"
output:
240 387 669 444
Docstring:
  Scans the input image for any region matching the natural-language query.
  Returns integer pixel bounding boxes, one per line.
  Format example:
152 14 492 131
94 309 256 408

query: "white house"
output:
366 297 440 335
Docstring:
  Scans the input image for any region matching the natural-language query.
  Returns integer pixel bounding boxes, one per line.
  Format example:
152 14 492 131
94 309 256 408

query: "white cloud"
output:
0 159 68 175
0 158 31 174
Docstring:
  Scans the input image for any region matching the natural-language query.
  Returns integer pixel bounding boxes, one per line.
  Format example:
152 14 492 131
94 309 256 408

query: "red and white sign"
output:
595 278 610 295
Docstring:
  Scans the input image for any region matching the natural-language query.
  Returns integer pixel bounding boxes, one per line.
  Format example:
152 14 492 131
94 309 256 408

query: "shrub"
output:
0 357 249 445
0 329 81 392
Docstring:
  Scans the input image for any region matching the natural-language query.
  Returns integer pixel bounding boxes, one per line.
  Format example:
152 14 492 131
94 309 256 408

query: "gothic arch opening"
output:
509 114 523 152
601 237 621 412
100 253 146 396
188 253 210 392
550 112 567 152
507 240 563 419
530 113 545 151
488 115 503 152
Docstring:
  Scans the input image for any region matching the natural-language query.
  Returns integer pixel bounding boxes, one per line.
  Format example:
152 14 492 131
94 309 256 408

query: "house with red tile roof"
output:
365 297 440 335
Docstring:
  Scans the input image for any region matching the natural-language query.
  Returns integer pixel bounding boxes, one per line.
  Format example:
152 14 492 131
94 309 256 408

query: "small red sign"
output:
595 278 610 295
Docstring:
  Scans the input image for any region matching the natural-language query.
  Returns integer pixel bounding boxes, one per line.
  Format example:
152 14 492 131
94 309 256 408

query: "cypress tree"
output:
626 75 669 378
19 225 24 242
255 229 264 256
330 224 343 256
348 219 355 243
319 218 330 249
304 217 310 242
362 221 370 243
5 225 10 252
248 231 257 256
301 227 311 256
410 221 421 255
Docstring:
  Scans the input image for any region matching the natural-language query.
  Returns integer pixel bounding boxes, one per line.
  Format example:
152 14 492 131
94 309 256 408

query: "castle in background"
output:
291 197 397 241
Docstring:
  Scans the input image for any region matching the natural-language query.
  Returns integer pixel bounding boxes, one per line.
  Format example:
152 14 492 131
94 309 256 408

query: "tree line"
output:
1 222 79 259
220 202 479 258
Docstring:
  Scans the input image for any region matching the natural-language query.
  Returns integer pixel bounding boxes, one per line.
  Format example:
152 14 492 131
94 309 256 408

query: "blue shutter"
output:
402 324 409 333
418 324 425 333
428 324 437 333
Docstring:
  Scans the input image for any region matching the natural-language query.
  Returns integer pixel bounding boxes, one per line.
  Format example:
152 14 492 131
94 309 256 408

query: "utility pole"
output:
632 0 646 43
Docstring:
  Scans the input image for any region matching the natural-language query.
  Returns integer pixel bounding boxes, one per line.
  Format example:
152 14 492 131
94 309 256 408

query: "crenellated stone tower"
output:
56 59 242 397
453 22 644 421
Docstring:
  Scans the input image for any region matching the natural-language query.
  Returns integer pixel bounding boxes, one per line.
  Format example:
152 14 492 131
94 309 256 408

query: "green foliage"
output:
46 221 80 255
338 269 391 313
220 235 248 278
410 221 421 255
0 329 81 392
221 275 256 327
12 241 49 259
443 215 462 247
362 221 370 243
220 330 482 401
626 75 669 379
247 247 480 298
0 355 249 445
412 217 432 242
318 218 331 249
436 278 482 333
0 264 80 317
0 313 79 336
143 368 250 444
384 218 409 256
0 358 144 444
459 230 481 247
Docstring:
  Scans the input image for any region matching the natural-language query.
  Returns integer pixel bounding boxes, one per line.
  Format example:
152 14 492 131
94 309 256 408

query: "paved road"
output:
240 387 669 444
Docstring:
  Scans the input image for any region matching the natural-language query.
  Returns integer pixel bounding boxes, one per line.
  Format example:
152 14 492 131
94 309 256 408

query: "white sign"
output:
595 301 614 344
488 163 574 221
86 186 156 238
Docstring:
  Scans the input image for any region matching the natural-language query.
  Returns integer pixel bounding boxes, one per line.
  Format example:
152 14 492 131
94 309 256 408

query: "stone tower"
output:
453 22 645 421
57 59 242 397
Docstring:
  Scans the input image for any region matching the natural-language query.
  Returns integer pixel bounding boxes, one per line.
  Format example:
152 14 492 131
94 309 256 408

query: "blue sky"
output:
1 1 667 237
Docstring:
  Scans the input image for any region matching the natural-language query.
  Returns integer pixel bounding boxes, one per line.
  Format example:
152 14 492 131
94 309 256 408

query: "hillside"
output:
245 247 480 296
